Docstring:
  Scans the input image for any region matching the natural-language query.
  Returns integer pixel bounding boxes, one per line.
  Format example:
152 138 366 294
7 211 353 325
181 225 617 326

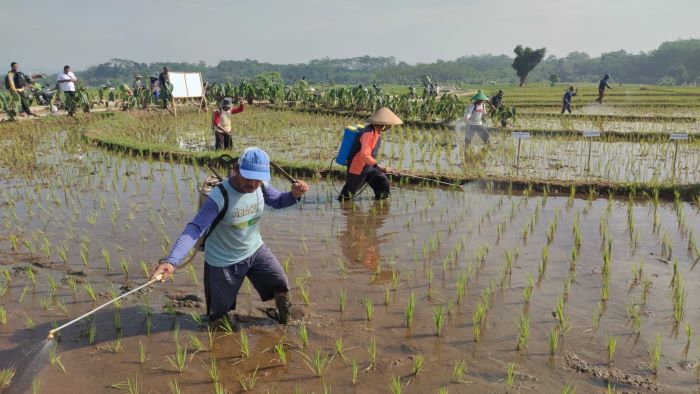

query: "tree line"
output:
75 39 700 87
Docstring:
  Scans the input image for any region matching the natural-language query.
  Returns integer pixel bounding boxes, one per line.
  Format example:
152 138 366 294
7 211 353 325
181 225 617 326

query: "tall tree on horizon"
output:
512 45 546 87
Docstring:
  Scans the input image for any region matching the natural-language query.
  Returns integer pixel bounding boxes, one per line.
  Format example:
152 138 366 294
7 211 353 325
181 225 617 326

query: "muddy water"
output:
1 135 700 393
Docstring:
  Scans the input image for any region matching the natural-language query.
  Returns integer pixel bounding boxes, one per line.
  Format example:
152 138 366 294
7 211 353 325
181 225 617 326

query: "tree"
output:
549 74 560 85
512 45 546 87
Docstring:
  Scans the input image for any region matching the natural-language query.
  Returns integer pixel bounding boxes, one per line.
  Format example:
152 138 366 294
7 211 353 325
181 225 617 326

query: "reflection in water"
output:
337 200 394 281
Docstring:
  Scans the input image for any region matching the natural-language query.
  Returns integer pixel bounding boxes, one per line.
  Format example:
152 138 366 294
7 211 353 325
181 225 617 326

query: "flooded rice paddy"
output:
1 125 700 393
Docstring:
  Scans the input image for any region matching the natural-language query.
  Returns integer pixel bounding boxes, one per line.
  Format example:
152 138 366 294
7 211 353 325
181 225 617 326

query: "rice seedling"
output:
102 248 112 271
188 333 206 354
301 349 331 378
339 288 347 313
166 341 188 373
168 379 181 394
298 324 309 348
218 316 235 337
189 311 205 328
24 316 35 331
25 266 36 286
649 334 661 374
363 298 374 321
606 336 617 364
0 368 16 390
237 364 260 391
139 341 146 364
388 375 402 394
204 354 221 382
0 306 6 326
451 360 467 383
48 343 66 373
685 323 693 346
433 304 445 336
516 313 530 351
87 318 97 344
562 383 576 394
412 354 425 376
31 377 41 394
334 337 347 362
405 292 416 328
237 328 250 358
523 273 534 303
83 282 97 302
297 283 310 306
367 337 377 370
275 342 287 365
505 362 516 392
548 327 559 355
351 358 359 384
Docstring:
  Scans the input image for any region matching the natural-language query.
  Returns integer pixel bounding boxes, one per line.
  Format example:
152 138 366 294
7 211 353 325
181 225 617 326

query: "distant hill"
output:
75 39 700 87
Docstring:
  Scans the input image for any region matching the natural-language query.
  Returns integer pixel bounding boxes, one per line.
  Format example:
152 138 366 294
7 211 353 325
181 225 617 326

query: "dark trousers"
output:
338 167 390 200
595 89 605 104
561 102 572 114
64 91 76 115
215 132 232 150
17 91 32 115
203 245 289 319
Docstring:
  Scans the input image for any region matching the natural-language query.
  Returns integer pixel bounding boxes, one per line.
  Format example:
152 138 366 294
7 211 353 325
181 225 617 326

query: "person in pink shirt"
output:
212 97 244 150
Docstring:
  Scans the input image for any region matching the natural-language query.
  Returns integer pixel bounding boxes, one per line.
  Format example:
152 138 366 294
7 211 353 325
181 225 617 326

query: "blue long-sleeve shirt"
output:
562 90 576 104
165 178 298 267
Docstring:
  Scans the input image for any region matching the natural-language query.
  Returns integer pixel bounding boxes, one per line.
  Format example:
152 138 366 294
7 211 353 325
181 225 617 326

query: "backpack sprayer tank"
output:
335 124 365 166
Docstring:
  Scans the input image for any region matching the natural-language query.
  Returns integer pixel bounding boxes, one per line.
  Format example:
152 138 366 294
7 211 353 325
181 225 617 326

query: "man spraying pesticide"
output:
151 147 308 325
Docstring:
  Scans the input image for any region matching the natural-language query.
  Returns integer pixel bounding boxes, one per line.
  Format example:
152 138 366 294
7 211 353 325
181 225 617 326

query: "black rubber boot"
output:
275 291 292 324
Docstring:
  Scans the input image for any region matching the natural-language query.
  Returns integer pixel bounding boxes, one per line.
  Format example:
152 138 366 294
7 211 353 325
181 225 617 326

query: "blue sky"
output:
2 0 699 72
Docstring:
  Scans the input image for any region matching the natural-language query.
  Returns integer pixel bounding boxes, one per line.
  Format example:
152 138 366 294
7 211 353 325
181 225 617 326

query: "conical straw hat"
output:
470 91 489 101
367 107 403 126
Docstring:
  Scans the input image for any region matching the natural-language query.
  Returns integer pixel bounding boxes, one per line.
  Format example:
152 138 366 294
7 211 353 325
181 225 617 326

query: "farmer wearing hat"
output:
463 90 491 146
490 90 505 109
152 147 309 324
338 107 403 201
595 73 612 104
561 86 577 114
132 74 144 92
213 97 244 150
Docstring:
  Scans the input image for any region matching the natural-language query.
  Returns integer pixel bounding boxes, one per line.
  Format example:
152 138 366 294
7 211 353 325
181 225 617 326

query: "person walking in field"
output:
57 65 78 116
213 97 244 150
463 91 491 145
561 86 577 114
151 147 309 324
595 73 612 104
338 107 403 201
5 62 36 117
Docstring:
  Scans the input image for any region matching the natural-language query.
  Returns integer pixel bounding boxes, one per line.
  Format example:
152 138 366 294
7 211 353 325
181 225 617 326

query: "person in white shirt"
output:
463 90 491 145
57 65 77 116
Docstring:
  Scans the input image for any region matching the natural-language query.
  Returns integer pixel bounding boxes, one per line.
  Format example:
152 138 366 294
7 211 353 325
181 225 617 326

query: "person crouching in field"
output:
213 97 244 150
561 86 577 114
151 147 309 324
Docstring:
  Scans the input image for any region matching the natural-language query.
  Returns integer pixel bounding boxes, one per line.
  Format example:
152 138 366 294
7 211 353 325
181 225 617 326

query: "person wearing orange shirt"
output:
338 107 402 200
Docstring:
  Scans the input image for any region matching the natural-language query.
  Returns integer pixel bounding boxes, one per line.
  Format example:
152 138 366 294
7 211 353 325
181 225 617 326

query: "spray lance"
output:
47 273 162 340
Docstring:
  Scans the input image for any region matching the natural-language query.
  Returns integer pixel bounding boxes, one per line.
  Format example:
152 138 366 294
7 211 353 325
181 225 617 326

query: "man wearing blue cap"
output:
152 147 309 324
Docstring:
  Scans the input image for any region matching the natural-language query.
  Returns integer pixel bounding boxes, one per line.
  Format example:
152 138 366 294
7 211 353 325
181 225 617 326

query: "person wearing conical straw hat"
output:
464 90 491 146
338 107 403 201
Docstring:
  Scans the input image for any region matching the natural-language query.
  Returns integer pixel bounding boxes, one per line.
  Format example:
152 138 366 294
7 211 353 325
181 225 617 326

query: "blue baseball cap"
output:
238 147 270 181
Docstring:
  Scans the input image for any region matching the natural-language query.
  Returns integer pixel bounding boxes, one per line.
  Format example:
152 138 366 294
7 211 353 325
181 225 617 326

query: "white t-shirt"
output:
464 103 485 125
57 71 76 92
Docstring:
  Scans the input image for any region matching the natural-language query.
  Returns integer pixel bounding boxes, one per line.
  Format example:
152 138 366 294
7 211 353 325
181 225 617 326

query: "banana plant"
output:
490 105 517 127
0 93 19 121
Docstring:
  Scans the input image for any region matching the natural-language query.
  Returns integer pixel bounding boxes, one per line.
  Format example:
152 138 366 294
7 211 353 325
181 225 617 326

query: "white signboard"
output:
512 131 530 139
670 133 689 140
582 130 601 138
168 72 204 98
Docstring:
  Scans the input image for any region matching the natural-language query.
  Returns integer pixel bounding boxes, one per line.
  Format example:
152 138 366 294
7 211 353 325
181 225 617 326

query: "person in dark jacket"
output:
5 62 35 116
561 86 577 114
595 74 612 104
